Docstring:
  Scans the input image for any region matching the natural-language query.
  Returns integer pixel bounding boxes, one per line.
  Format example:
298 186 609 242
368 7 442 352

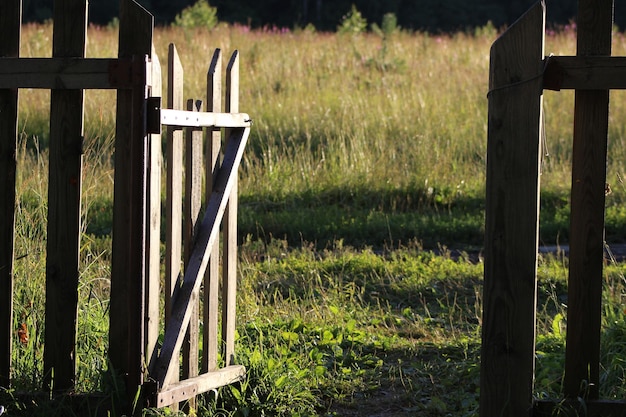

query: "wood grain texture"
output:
564 0 613 400
159 109 250 127
154 365 245 408
480 3 545 417
110 0 153 408
0 58 135 89
204 48 222 374
44 0 87 392
0 0 21 389
544 56 626 90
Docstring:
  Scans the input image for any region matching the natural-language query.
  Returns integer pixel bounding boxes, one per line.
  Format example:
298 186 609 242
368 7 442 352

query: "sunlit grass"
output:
6 22 626 416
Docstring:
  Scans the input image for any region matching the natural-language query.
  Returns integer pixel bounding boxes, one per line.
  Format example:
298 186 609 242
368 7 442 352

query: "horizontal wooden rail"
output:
0 57 146 89
544 56 626 90
161 108 251 128
150 365 245 408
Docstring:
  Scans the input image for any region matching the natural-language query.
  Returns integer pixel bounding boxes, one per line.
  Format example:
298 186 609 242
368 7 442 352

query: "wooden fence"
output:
480 0 626 416
0 0 249 414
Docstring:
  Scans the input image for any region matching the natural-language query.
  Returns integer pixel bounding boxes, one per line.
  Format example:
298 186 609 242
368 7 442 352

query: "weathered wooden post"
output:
480 2 545 416
43 0 87 392
0 0 20 390
564 0 613 400
109 0 154 409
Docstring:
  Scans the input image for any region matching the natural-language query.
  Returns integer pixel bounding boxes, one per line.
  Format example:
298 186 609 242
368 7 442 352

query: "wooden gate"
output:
481 0 626 416
144 45 249 410
0 0 249 414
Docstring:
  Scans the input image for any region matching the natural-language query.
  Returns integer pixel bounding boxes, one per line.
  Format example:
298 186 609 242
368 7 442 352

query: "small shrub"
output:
474 20 497 38
173 0 218 31
337 4 367 35
372 12 399 37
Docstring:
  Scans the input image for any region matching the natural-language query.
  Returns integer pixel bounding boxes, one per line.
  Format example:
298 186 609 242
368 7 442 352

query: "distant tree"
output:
173 0 218 30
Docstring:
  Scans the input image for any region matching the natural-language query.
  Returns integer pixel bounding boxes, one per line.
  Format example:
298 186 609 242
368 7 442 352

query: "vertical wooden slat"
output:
204 48 222 373
163 42 184 405
44 0 87 392
564 0 613 400
145 45 162 372
182 98 202 411
110 0 153 409
0 0 21 390
165 43 184 342
480 3 545 417
223 51 240 366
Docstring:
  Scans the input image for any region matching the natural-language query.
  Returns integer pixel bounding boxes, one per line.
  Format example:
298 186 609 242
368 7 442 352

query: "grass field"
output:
4 21 626 416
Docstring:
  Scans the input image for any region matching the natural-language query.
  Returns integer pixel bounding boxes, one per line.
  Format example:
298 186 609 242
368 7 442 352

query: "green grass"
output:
4 22 626 416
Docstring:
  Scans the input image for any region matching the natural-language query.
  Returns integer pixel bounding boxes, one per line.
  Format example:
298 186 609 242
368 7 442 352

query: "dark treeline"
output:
21 0 626 32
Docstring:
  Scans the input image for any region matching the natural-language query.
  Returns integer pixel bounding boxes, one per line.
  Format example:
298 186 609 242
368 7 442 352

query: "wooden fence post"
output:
110 0 153 410
480 2 545 416
0 0 21 390
43 0 87 392
564 0 613 400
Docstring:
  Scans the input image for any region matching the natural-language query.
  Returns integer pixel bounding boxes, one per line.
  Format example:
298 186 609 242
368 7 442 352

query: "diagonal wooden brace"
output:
151 125 250 388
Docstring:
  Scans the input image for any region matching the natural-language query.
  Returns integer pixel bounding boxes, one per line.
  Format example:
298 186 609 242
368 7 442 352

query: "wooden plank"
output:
110 0 153 409
0 57 137 89
544 56 626 91
154 125 250 388
0 0 21 390
43 0 87 392
223 51 240 366
480 3 545 417
203 48 222 373
154 365 245 409
564 0 613 400
182 99 203 412
160 109 251 128
163 43 184 398
145 45 161 372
